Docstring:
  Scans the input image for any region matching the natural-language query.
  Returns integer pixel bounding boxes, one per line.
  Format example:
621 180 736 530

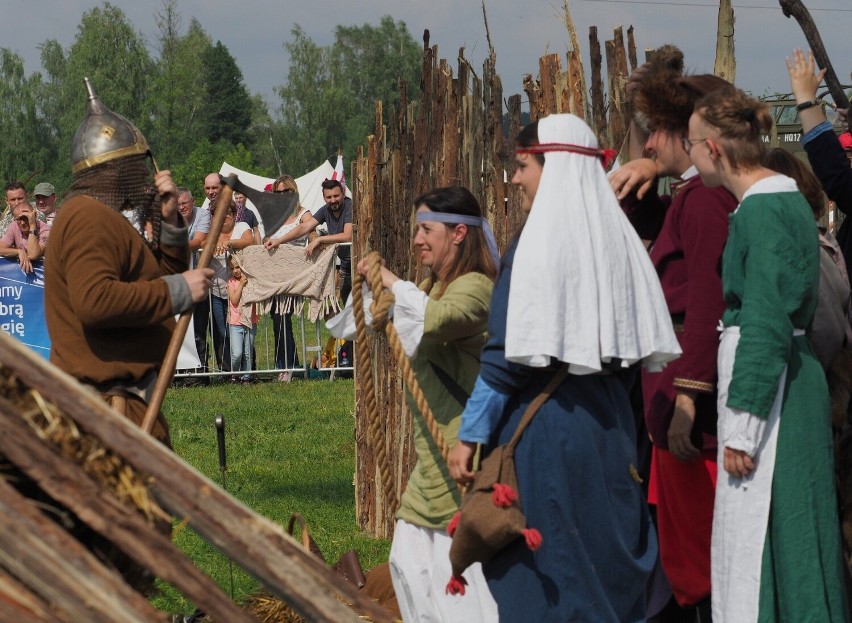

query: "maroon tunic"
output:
624 172 737 607
625 175 737 449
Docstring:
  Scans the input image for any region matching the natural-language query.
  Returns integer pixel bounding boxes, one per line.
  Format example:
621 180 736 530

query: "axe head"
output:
220 173 299 238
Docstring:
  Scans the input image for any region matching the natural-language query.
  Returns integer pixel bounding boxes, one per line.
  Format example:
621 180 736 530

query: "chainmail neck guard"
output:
65 154 162 252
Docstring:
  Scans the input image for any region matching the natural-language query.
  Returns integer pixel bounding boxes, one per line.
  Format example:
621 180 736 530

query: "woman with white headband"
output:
448 114 681 621
331 185 499 621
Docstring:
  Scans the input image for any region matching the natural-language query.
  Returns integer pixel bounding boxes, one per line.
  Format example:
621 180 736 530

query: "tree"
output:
245 94 282 178
40 2 153 190
199 41 252 145
145 4 213 168
275 25 350 175
274 17 421 175
332 16 422 124
0 50 54 187
171 138 255 201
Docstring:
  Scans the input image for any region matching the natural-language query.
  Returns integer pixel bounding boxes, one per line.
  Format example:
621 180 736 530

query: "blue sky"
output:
5 0 851 108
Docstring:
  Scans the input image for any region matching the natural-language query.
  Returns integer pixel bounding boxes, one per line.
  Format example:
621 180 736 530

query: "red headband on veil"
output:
516 143 618 170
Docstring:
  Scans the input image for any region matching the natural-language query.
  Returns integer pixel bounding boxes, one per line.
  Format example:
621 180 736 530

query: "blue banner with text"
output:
0 258 50 359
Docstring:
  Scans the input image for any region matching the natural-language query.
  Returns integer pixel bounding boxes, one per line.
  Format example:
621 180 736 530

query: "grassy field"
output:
151 376 390 615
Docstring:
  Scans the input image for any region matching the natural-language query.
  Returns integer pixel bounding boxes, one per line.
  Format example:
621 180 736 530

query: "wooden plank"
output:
0 400 256 623
0 334 392 623
627 25 638 72
0 476 168 623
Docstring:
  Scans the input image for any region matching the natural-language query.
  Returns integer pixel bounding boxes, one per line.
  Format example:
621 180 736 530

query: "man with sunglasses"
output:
0 202 49 274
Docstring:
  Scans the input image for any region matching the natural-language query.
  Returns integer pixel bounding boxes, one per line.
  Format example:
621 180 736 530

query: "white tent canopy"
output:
200 161 352 240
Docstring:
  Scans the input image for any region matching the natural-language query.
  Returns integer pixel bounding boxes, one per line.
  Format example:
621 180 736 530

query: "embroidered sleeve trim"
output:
673 377 714 393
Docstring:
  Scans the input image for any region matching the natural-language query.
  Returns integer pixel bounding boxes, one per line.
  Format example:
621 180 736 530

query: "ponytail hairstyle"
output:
693 87 773 170
414 186 497 296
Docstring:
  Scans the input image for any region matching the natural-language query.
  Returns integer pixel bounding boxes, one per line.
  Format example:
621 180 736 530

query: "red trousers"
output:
647 444 717 607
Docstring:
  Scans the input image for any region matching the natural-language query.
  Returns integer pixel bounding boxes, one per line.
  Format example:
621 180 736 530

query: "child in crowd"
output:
227 256 259 384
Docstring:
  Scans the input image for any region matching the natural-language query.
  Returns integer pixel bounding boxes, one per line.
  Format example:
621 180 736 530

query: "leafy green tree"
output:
145 3 213 168
200 41 252 145
332 16 422 124
275 25 348 175
246 93 282 178
274 17 421 175
0 50 54 188
171 137 254 201
40 2 153 190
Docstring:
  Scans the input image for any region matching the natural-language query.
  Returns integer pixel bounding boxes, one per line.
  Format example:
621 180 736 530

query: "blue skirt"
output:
484 372 656 622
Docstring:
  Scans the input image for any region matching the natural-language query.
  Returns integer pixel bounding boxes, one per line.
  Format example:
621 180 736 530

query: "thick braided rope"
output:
355 254 452 507
353 262 398 512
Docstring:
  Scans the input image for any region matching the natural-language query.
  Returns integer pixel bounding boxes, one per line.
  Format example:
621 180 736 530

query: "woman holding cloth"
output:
329 186 499 621
687 87 847 622
448 113 680 621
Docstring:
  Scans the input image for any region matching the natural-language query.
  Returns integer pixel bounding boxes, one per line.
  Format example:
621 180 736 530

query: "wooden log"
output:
627 26 638 71
0 333 392 623
523 74 541 122
0 476 168 623
566 50 585 118
554 68 570 115
539 54 560 116
0 568 70 623
589 26 607 146
714 0 736 82
486 62 507 249
562 0 588 119
506 94 524 242
0 399 255 623
605 26 629 150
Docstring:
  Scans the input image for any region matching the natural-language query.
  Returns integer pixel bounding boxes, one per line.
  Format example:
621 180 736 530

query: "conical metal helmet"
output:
71 77 149 175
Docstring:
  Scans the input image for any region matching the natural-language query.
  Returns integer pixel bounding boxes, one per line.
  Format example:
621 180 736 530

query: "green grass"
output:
151 377 390 615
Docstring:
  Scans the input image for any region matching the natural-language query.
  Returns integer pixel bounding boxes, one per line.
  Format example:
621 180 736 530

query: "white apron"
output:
711 325 799 622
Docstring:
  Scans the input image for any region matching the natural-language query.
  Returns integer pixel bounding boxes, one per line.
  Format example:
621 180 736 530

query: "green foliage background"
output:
0 0 421 198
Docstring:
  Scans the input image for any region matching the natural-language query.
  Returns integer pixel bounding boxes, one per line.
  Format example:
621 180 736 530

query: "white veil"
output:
505 114 681 373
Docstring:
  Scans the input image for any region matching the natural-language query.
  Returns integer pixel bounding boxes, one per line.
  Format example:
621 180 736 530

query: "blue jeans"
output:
229 323 256 373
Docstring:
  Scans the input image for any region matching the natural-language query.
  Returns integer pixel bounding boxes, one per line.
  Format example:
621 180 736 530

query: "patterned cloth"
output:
234 243 339 322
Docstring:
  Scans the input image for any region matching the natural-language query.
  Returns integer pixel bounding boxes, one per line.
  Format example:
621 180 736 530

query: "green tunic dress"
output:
713 181 847 622
396 271 493 529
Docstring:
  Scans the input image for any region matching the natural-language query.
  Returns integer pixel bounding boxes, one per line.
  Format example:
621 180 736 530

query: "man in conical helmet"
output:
44 78 213 446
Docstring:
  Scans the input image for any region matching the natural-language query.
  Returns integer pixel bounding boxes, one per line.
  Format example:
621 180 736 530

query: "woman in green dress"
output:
688 87 848 622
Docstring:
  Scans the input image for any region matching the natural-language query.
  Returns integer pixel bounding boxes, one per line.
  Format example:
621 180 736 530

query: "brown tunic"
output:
44 195 188 388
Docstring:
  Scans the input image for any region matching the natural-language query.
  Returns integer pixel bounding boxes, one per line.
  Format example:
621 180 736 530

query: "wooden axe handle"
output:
142 185 235 435
780 0 850 110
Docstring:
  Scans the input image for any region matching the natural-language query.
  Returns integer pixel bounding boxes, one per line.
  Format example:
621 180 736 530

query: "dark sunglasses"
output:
273 189 294 194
